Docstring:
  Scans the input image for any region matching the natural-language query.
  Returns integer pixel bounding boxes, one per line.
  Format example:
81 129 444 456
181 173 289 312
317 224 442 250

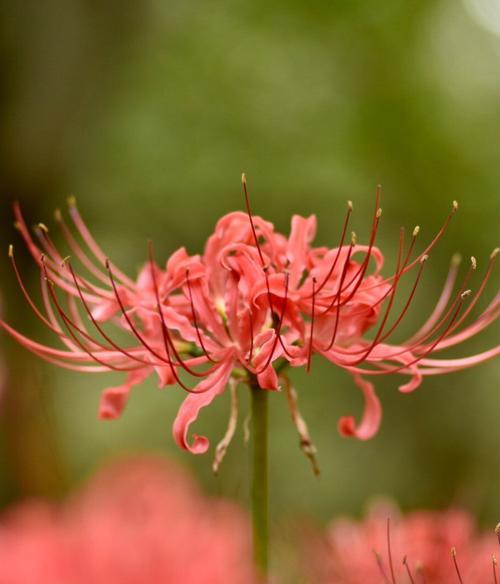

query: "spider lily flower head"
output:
0 456 256 584
1 177 498 470
304 504 500 583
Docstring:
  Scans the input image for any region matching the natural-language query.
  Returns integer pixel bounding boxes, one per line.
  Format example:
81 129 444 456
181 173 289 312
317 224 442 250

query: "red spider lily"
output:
304 504 500 583
1 178 498 469
0 456 256 584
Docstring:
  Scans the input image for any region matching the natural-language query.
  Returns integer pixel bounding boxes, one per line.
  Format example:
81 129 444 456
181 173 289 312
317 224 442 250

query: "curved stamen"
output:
66 260 165 367
344 294 468 374
105 259 187 369
12 204 102 304
307 200 352 297
334 187 382 303
67 196 136 289
54 208 124 288
361 200 459 296
406 253 462 344
107 259 215 394
35 224 114 300
148 242 216 378
42 259 140 372
336 206 382 303
434 249 498 347
401 256 477 350
323 238 357 352
340 229 407 364
319 234 357 318
242 174 295 359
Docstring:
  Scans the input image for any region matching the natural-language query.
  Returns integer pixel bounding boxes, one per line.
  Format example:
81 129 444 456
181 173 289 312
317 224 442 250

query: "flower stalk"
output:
250 375 269 577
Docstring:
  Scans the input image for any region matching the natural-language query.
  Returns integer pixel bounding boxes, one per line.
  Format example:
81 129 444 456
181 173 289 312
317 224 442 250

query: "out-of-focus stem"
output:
250 376 269 578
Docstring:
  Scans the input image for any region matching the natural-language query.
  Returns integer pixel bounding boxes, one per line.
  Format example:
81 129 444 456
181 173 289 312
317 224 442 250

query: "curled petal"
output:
367 343 423 393
98 368 151 420
172 359 233 454
338 374 382 440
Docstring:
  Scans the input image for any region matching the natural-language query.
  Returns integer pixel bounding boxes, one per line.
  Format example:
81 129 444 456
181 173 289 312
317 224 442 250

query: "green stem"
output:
250 378 269 577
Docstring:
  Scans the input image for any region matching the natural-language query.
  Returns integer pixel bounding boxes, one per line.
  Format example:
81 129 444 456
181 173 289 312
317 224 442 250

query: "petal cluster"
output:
0 456 256 584
2 183 498 458
304 504 499 583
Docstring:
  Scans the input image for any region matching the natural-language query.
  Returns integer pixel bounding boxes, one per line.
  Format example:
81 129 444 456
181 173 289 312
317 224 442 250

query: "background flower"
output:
304 504 499 583
0 456 256 584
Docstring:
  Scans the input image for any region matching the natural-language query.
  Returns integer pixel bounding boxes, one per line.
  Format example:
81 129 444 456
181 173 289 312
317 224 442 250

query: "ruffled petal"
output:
338 374 382 440
172 359 233 454
253 330 284 390
287 215 317 287
98 368 151 420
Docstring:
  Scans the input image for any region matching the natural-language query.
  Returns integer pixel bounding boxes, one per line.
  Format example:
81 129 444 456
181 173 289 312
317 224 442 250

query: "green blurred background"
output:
0 0 498 569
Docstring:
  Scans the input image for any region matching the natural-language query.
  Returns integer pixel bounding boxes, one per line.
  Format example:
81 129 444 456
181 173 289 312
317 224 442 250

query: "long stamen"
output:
327 223 419 323
12 205 101 304
372 251 428 345
323 237 356 351
65 260 160 367
451 547 464 584
404 256 477 350
9 245 65 335
242 173 265 266
40 267 103 353
388 200 459 283
67 196 135 288
307 277 316 372
185 269 216 363
35 224 114 300
42 258 138 372
366 256 477 363
148 242 214 378
342 290 469 375
109 257 212 395
336 207 381 301
242 173 295 359
403 556 416 584
493 556 498 584
360 200 458 297
406 253 462 343
54 208 125 289
320 230 359 317
309 200 352 297
345 229 406 363
436 249 498 348
336 187 382 302
105 259 198 380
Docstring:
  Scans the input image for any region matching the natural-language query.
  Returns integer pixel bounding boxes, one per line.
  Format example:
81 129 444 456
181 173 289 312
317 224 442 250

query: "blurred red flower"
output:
305 503 498 583
0 456 256 584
